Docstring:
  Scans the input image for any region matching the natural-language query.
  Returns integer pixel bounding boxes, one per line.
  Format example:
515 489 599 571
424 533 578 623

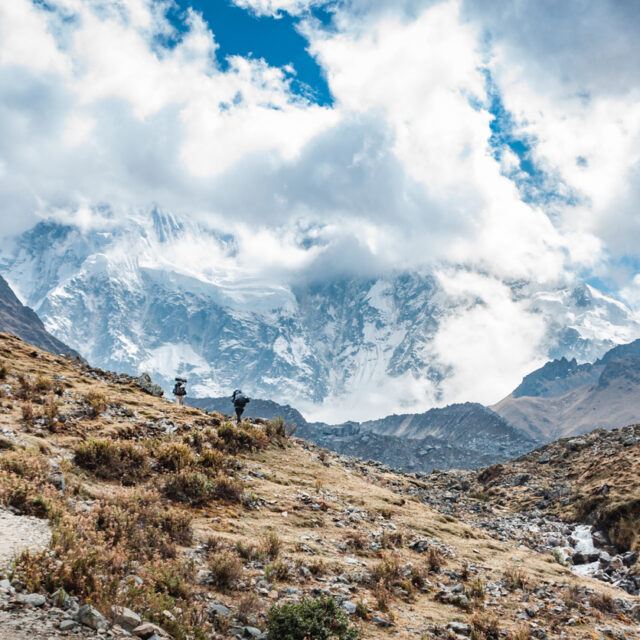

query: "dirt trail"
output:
0 509 51 571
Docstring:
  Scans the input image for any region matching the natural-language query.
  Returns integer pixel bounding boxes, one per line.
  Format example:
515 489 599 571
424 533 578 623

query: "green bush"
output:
267 597 358 640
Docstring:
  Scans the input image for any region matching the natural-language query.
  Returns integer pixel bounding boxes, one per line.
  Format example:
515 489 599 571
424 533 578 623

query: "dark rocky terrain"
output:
0 276 79 359
191 396 538 473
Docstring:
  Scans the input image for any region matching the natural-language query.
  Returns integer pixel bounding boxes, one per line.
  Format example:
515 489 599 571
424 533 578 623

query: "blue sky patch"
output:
166 0 333 106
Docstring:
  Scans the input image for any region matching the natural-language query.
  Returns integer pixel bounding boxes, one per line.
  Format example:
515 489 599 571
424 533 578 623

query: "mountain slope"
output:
191 396 538 473
0 331 638 640
493 340 640 440
3 214 640 421
0 275 79 358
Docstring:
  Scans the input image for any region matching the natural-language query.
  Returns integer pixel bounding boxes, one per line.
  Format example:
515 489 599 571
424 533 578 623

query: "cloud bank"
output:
1 0 640 413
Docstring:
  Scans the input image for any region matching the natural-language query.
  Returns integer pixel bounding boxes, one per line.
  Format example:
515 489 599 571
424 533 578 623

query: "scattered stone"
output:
77 603 109 631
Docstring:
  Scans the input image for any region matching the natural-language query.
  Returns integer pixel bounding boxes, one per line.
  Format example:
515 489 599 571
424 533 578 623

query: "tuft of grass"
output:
589 591 615 613
21 401 34 424
427 546 445 573
470 612 501 640
261 530 283 560
74 438 150 485
503 566 529 591
217 422 269 454
83 391 107 418
0 362 7 379
208 552 243 592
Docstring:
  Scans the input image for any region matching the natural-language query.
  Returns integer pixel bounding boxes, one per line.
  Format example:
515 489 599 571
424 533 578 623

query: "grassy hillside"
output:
0 333 638 639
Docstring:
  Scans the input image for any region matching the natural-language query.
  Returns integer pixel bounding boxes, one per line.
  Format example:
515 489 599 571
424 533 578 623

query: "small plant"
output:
0 362 7 379
42 394 60 429
552 548 567 566
345 529 367 551
21 401 34 424
308 559 327 576
589 591 615 613
235 540 263 561
427 546 445 573
503 566 528 591
83 391 107 418
74 438 149 485
355 600 369 620
261 530 283 560
266 559 290 582
198 447 225 471
373 580 390 612
237 593 261 624
34 375 51 392
208 552 243 591
266 596 358 640
470 612 501 640
371 553 402 587
213 473 244 503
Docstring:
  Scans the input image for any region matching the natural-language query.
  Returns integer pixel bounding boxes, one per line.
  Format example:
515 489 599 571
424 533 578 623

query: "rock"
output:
622 551 638 567
48 471 66 492
208 603 231 618
342 601 357 615
111 605 142 631
133 622 167 638
77 604 109 631
59 619 77 631
243 626 262 638
371 616 395 627
137 373 164 397
448 622 471 635
539 453 550 464
18 593 46 607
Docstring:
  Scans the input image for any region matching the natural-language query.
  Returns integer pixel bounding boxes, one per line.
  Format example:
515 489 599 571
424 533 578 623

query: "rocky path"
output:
0 508 51 570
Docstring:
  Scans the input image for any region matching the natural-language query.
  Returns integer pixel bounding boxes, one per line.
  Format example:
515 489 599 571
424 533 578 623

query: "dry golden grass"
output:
0 332 637 640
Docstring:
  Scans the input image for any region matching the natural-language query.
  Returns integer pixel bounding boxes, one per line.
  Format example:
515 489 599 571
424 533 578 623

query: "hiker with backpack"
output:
231 389 250 423
173 378 187 406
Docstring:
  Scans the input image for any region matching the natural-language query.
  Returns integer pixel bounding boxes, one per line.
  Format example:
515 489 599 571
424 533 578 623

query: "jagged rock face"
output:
0 275 79 358
2 214 640 418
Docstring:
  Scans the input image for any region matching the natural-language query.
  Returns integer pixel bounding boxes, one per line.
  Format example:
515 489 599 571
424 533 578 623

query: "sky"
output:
1 0 640 413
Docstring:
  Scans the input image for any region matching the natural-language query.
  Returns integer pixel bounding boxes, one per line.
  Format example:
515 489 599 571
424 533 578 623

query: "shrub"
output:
83 391 107 418
471 612 501 640
267 597 358 640
217 423 269 454
21 401 34 424
589 591 615 613
42 395 60 429
0 362 7 379
34 375 51 392
157 442 196 471
427 546 445 573
235 540 263 561
198 448 225 471
74 438 149 485
213 473 244 503
503 566 528 591
266 559 290 582
371 553 402 587
345 530 367 551
261 530 283 560
355 600 369 620
208 552 243 591
265 417 287 441
164 471 213 505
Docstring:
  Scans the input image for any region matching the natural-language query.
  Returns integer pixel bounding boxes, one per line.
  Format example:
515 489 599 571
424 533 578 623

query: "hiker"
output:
173 378 187 406
231 389 250 423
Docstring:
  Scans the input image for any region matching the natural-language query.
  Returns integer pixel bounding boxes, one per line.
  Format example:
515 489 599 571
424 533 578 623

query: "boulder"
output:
137 373 164 397
111 605 142 632
77 604 109 631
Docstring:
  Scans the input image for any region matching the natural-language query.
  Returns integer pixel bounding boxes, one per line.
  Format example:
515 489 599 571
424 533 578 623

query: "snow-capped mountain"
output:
2 211 640 422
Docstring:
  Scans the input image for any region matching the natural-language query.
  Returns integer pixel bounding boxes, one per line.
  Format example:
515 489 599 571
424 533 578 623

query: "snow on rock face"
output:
2 214 640 421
